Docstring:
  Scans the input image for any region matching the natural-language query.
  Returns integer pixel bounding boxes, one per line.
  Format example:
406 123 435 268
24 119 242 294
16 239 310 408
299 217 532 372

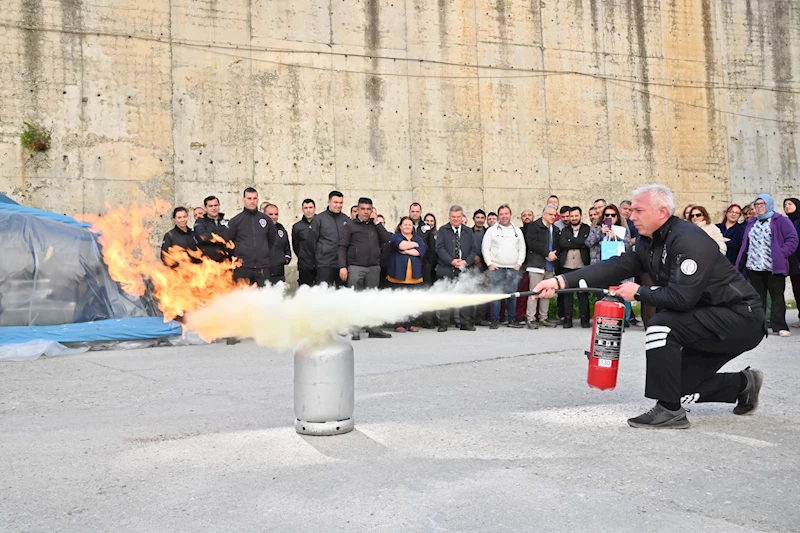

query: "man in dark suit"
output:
435 205 478 332
524 204 560 328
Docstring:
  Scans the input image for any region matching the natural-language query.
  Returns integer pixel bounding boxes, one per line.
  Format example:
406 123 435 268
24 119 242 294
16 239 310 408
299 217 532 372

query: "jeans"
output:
489 268 520 321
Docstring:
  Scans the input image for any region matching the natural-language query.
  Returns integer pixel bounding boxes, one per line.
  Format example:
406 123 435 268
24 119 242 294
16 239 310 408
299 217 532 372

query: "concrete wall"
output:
1 0 799 232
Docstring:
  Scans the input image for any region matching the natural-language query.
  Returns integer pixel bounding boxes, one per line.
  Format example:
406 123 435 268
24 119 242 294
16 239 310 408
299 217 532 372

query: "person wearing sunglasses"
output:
735 194 799 337
533 184 767 430
585 204 631 265
688 206 726 254
716 204 745 265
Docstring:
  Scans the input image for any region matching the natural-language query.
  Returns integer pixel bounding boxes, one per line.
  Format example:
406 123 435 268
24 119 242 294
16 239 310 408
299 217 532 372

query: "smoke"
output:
186 274 510 350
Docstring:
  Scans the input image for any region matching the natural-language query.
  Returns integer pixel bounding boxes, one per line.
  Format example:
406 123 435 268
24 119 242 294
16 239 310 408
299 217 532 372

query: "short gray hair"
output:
543 204 558 214
632 184 676 216
449 204 463 214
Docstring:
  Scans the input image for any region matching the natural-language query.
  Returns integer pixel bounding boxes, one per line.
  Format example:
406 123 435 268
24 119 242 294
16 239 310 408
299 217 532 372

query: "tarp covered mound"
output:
0 194 181 349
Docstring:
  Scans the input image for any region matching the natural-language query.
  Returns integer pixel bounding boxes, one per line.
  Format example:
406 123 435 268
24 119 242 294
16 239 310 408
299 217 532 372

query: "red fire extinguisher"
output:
587 287 626 390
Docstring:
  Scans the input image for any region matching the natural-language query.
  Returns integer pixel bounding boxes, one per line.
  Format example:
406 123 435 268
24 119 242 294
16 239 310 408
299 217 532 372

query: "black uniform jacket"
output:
413 221 437 266
161 225 199 265
193 214 229 262
558 222 591 268
561 216 761 313
224 208 276 269
269 222 292 275
311 208 350 269
292 216 316 271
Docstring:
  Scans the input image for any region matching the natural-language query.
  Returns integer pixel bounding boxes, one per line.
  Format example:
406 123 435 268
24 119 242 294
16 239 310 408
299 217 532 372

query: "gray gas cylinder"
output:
294 338 355 436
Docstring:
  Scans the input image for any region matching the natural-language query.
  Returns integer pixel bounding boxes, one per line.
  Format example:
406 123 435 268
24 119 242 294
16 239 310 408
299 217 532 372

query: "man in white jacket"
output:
482 204 527 328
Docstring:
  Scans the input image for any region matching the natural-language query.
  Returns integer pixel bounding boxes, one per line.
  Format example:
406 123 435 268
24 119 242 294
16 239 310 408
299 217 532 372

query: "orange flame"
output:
78 201 246 322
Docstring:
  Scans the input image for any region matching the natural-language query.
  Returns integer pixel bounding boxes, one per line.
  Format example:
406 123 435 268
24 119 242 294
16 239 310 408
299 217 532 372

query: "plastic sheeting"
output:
0 317 182 344
0 201 158 330
0 340 90 362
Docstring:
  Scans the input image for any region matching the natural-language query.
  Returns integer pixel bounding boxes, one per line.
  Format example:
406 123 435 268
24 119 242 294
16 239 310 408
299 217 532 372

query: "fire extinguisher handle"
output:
511 288 611 298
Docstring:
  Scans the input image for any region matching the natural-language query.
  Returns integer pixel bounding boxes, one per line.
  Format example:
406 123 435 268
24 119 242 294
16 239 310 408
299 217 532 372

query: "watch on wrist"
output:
634 287 642 301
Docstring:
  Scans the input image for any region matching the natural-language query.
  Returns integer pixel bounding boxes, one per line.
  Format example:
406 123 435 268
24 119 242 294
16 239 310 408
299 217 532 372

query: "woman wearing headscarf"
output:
689 205 727 254
736 194 799 337
716 204 745 265
783 198 800 328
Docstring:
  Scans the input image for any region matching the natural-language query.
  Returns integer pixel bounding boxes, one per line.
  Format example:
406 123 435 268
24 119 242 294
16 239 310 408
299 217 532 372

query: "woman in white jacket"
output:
481 205 527 328
689 205 727 254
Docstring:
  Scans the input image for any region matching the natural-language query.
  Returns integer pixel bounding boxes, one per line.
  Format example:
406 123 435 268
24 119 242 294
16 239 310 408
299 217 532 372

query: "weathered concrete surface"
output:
1 311 799 532
1 0 799 233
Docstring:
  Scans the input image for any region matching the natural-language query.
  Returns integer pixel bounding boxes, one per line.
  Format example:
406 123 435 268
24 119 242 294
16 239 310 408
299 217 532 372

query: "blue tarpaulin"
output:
0 195 174 347
0 318 182 344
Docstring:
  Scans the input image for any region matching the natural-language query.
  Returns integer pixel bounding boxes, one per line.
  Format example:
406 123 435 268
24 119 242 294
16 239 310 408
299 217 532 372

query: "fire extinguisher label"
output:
593 316 623 361
598 359 613 368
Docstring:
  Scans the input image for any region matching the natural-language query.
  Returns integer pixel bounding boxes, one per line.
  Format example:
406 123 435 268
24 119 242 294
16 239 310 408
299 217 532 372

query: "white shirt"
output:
482 223 526 269
452 225 462 259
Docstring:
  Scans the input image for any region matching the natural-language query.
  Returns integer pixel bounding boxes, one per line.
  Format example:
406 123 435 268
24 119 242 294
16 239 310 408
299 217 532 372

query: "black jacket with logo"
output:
558 222 591 268
561 216 761 313
413 220 437 265
269 222 292 276
338 217 393 268
193 214 229 262
161 226 199 266
292 216 316 271
224 208 276 269
311 208 350 268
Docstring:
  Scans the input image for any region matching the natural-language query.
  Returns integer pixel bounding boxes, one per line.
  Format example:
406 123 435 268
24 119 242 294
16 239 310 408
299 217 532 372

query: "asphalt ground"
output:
2 310 799 532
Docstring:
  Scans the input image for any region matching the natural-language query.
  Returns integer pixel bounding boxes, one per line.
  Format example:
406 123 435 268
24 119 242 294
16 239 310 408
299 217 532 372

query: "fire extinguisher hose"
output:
510 287 613 298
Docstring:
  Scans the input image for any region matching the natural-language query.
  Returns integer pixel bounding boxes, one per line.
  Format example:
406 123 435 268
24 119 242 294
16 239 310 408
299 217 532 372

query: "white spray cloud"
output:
186 274 510 350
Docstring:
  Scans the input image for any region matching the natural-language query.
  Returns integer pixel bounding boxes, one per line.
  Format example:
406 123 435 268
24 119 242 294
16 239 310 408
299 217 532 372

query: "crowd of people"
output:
162 188 800 340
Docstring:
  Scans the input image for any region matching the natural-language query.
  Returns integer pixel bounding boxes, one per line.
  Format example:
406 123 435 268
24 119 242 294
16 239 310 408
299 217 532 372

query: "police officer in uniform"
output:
193 195 229 263
225 187 276 287
264 203 291 284
161 206 199 266
534 184 766 429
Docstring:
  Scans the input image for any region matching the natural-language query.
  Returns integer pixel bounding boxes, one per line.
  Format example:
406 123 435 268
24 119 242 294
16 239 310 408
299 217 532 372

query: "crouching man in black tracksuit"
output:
534 184 766 429
225 187 276 287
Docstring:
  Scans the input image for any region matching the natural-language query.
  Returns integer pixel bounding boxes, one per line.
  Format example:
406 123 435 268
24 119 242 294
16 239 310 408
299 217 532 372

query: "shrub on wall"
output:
20 122 52 152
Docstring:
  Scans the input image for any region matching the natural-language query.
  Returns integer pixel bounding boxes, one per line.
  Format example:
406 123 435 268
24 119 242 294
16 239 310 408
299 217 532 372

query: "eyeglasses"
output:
603 213 617 217
728 210 741 215
690 213 704 219
754 201 767 207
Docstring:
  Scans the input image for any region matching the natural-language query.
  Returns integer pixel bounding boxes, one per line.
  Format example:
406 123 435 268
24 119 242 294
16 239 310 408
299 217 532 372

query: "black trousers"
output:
234 267 268 287
316 266 342 288
298 268 317 286
791 273 800 320
747 270 789 332
644 305 766 405
435 273 475 327
560 267 590 320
